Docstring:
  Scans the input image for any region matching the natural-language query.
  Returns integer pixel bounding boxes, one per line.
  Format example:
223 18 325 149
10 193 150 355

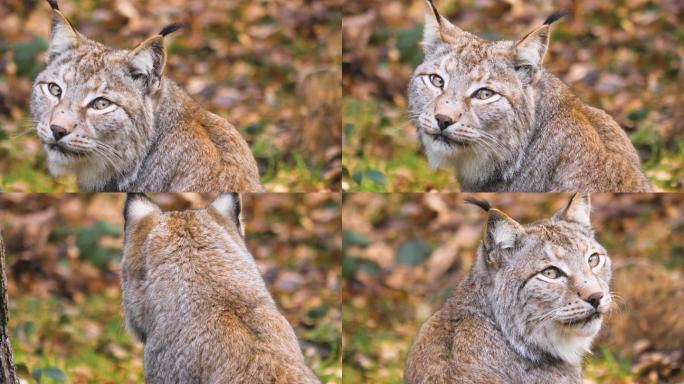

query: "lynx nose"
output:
50 124 69 141
435 114 453 131
584 292 603 309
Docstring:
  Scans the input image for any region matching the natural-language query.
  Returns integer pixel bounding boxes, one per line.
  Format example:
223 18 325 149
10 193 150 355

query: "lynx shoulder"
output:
404 193 613 384
408 1 653 192
121 193 319 383
30 0 262 192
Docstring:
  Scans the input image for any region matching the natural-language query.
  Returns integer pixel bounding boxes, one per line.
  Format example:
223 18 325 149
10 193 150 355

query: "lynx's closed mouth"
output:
48 143 82 156
431 133 469 147
562 312 601 327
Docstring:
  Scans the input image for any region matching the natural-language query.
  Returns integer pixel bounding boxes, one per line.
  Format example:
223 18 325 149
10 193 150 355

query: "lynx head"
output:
408 0 567 186
121 193 251 341
468 193 612 365
30 0 182 190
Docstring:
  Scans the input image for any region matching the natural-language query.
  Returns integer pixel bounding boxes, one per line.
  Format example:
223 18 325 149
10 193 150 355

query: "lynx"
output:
30 0 262 192
404 193 613 384
408 0 653 192
121 193 319 383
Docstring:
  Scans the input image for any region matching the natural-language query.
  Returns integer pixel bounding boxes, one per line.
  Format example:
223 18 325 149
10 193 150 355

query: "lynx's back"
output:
408 1 652 192
121 194 319 383
405 194 612 384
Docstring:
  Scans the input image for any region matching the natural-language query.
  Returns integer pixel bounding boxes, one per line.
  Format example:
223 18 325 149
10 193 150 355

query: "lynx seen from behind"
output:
121 193 319 384
31 0 261 192
404 193 613 384
408 0 653 192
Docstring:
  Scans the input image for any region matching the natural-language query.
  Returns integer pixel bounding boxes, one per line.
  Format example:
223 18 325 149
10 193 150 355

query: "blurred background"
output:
342 0 684 191
1 193 341 383
0 0 341 192
342 193 684 383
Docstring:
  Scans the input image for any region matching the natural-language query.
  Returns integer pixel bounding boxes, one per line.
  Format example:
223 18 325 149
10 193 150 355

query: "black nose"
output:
584 292 603 309
435 114 453 131
50 124 69 141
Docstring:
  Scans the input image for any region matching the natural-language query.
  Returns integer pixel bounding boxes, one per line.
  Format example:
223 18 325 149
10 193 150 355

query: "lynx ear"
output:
127 24 182 93
124 193 161 227
559 193 591 227
209 193 243 235
483 209 525 250
46 0 81 62
512 11 568 84
423 0 463 52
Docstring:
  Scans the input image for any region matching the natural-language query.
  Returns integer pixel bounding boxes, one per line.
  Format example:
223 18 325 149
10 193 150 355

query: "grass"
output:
342 98 456 192
10 290 144 384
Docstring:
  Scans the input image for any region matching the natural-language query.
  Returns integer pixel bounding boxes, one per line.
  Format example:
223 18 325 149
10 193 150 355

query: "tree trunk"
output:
0 232 18 384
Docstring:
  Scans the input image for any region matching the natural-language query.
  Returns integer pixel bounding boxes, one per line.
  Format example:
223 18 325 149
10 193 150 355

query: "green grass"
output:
342 98 456 192
10 291 144 384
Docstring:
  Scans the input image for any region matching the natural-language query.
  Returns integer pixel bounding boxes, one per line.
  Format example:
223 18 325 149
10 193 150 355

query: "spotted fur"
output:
405 193 613 384
121 193 319 383
408 1 652 192
30 1 262 192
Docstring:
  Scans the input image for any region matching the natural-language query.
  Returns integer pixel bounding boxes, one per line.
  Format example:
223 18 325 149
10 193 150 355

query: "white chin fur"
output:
535 318 602 365
423 134 461 169
46 146 74 176
46 145 108 190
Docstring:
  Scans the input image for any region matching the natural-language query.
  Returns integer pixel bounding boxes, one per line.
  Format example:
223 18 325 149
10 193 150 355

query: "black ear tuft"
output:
464 197 491 212
426 0 442 26
158 23 184 37
46 0 59 10
543 10 570 25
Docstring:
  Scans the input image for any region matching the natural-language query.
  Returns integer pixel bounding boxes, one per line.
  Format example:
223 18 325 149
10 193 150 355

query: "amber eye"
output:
90 97 112 110
429 74 444 88
47 83 62 97
473 88 496 100
541 267 562 279
588 253 601 268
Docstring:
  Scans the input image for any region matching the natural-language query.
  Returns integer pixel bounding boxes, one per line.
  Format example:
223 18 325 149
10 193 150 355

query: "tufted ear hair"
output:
557 193 592 228
124 193 161 228
127 23 183 94
209 193 243 236
484 209 525 251
466 197 525 259
422 0 464 53
512 11 569 84
45 0 82 62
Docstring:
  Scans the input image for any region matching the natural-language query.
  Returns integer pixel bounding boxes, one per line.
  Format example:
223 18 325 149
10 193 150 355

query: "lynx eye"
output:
47 83 62 97
588 253 601 268
473 88 496 100
429 74 444 88
90 97 112 110
541 267 562 279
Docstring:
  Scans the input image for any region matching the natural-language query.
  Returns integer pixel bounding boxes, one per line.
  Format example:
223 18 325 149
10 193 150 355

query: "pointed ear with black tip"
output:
512 11 568 84
46 0 81 62
127 36 166 93
124 193 161 228
423 0 464 53
558 193 591 228
483 209 525 251
209 193 243 235
126 23 182 93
